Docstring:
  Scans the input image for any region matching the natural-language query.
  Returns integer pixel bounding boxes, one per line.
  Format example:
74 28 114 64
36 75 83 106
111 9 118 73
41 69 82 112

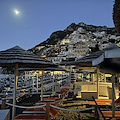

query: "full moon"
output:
14 10 20 15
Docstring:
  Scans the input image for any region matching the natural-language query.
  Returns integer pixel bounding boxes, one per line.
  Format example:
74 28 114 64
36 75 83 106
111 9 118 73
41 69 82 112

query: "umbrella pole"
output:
104 73 106 83
52 71 55 95
41 70 44 101
97 68 99 99
69 71 71 83
12 63 18 120
92 73 95 83
32 76 34 90
117 74 120 97
37 73 38 93
61 72 62 85
112 74 115 118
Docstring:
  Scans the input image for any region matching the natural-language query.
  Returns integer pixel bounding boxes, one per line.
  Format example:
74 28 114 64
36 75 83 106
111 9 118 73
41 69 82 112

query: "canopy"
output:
75 43 119 67
0 46 57 120
92 48 120 67
0 46 56 68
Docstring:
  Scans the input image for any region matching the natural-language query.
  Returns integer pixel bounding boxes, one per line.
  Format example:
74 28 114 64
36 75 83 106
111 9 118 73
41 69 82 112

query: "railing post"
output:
94 106 99 119
1 100 6 109
45 102 50 120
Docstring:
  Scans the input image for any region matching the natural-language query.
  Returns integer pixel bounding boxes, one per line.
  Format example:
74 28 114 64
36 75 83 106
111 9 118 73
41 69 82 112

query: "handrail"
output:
92 96 106 120
50 104 94 112
6 102 46 109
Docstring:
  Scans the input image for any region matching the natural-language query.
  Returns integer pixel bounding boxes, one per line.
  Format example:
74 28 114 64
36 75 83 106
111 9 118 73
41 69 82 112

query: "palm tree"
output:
113 0 120 35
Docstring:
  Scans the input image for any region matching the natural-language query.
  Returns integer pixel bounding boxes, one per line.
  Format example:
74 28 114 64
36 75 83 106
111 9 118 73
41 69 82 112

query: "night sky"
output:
0 0 114 50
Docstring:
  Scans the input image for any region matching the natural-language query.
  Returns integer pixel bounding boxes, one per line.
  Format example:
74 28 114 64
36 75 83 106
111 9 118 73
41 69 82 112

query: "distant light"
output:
14 10 20 15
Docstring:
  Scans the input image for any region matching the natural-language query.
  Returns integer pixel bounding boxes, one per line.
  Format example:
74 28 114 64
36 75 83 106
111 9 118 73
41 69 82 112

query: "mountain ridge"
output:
29 22 117 59
31 22 116 48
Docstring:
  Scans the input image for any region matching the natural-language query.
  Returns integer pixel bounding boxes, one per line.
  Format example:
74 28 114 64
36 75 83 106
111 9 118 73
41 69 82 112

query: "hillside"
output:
31 22 116 47
28 22 119 63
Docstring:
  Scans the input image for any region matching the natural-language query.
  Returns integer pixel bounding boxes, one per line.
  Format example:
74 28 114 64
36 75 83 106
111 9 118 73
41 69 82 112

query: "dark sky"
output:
0 0 114 50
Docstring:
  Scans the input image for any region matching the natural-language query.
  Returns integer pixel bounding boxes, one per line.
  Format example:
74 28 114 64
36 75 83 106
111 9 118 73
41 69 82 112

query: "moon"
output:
14 10 20 15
